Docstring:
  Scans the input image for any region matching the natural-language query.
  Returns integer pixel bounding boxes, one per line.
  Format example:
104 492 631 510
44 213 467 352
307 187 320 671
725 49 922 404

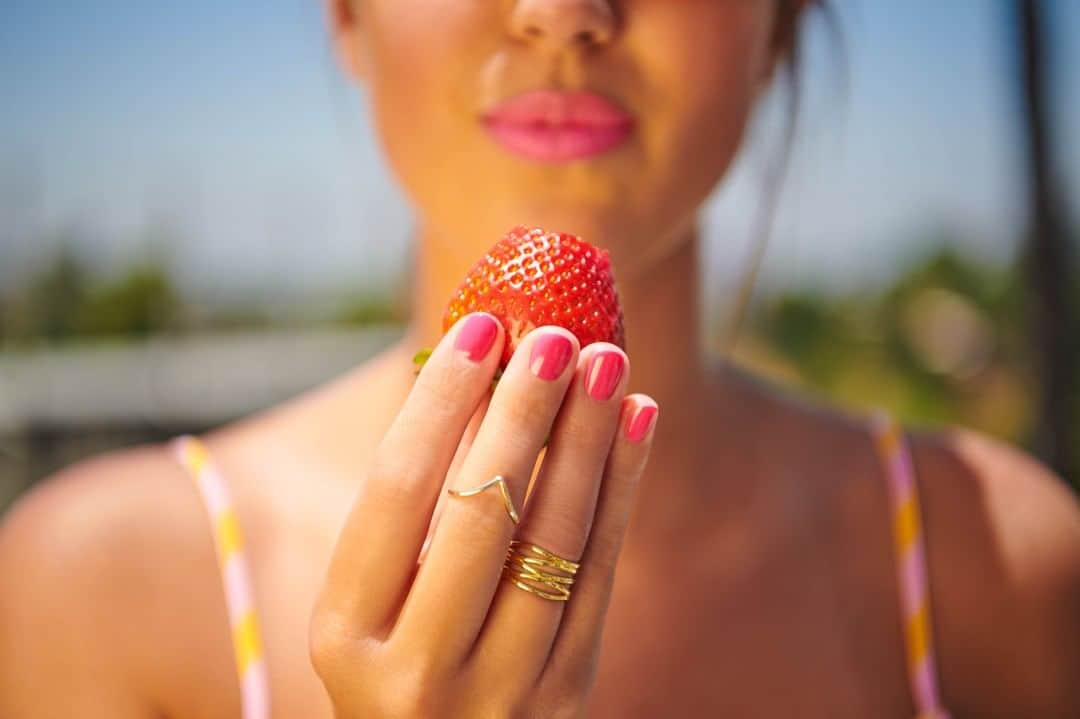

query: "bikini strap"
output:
869 413 950 719
170 436 271 719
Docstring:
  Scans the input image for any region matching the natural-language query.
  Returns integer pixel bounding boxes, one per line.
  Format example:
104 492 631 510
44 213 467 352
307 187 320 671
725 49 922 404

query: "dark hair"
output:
722 0 845 353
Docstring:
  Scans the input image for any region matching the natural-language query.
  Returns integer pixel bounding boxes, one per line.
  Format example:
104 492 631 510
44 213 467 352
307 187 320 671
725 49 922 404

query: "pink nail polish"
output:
530 333 574 380
585 351 625 400
454 314 499 362
626 403 658 442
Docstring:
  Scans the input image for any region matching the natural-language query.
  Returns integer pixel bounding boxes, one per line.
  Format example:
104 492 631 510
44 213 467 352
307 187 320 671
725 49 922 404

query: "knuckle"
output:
538 666 595 716
456 492 513 545
583 530 624 575
308 609 362 681
604 451 647 496
309 611 346 668
414 351 483 416
383 655 450 718
525 500 590 558
468 679 528 719
533 687 587 719
545 698 586 719
619 432 652 464
417 356 476 415
552 411 613 461
367 451 429 502
499 696 532 719
385 681 434 719
499 386 560 440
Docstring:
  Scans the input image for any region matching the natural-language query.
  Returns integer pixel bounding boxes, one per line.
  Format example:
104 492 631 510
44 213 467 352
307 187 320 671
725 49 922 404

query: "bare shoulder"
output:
719 373 1080 715
0 444 240 718
910 428 1080 718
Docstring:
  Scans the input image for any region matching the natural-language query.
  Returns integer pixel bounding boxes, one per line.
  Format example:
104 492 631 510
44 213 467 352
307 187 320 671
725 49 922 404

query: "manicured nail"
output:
419 533 433 563
454 314 499 362
530 333 574 380
585 351 625 400
626 403 658 442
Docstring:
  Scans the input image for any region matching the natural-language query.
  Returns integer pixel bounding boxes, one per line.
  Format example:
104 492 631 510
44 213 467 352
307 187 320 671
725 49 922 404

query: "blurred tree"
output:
0 246 90 346
752 245 1037 451
75 264 181 338
1014 0 1076 476
337 292 407 328
0 250 183 346
758 291 856 388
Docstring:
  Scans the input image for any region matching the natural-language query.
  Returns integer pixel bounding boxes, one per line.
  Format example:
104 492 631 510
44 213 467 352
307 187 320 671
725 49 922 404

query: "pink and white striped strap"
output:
171 435 271 719
871 413 950 719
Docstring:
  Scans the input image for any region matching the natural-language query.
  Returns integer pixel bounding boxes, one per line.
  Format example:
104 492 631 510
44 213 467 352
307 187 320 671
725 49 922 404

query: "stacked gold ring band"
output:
502 540 580 602
447 476 582 602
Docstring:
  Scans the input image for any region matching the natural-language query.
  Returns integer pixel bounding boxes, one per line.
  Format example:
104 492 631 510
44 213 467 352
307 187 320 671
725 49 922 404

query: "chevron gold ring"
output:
447 474 520 524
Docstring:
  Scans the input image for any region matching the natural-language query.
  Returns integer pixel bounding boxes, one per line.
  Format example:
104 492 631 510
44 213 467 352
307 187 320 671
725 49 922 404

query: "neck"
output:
400 223 734 559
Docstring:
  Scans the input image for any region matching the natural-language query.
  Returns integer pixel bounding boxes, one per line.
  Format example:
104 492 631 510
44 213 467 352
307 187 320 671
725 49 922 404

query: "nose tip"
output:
510 0 616 51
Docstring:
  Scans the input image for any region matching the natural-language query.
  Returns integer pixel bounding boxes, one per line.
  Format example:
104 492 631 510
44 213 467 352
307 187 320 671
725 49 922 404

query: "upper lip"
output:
482 89 633 129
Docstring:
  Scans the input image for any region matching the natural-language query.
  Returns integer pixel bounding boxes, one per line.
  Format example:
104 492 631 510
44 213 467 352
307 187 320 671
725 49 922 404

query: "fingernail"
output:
585 351 625 400
419 532 433 563
454 314 499 362
626 403 658 443
530 332 574 381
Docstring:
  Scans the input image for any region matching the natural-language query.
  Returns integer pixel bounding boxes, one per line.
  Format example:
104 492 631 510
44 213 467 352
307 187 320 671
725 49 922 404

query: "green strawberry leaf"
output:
413 348 433 376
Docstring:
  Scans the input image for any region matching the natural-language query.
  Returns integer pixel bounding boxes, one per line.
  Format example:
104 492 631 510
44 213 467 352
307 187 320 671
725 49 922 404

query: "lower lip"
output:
483 119 633 163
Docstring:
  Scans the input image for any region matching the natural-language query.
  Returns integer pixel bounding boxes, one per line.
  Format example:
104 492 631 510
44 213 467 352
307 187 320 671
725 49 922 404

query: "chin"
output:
424 179 690 276
484 187 632 235
496 207 678 280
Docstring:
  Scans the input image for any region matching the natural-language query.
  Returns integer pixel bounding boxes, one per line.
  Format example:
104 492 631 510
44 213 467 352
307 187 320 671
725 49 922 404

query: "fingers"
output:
418 394 491 565
318 313 503 632
473 344 630 680
541 393 658 686
392 326 580 665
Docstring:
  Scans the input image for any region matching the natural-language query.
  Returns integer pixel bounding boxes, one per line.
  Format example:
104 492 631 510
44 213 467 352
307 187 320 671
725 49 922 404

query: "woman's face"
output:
332 0 789 273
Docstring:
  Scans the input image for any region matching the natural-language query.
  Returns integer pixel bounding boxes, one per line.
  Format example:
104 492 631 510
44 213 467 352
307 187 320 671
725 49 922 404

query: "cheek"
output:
632 2 776 188
361 2 494 192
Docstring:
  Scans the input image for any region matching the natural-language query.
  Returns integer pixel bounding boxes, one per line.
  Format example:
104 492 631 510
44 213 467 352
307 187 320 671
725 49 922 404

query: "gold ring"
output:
447 475 520 524
502 540 580 602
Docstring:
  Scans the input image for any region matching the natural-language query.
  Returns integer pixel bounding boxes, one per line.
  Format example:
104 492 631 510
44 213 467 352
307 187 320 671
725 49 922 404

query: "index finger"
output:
317 313 504 632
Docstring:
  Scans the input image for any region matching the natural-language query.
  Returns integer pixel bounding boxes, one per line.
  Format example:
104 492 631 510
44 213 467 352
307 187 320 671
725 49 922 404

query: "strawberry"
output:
415 225 625 374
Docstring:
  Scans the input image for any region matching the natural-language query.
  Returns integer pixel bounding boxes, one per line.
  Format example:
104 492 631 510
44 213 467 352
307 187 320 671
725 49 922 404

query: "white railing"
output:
0 326 403 431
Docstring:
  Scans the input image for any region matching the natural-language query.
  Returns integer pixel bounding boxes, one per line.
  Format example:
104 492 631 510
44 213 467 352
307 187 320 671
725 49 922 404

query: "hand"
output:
310 312 659 718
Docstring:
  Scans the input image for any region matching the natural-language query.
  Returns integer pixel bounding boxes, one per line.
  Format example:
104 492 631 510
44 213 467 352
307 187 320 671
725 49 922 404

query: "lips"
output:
482 89 634 163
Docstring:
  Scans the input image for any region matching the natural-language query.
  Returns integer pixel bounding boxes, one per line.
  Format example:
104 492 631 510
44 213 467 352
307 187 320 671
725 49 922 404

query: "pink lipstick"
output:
482 89 633 163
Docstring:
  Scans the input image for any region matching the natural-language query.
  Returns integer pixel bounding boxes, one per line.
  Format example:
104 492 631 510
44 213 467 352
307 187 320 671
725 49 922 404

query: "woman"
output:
2 1 1078 717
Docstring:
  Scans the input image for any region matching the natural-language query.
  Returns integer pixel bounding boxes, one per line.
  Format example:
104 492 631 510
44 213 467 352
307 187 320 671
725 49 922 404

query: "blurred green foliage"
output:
746 246 1079 483
753 249 1024 423
337 291 407 326
0 249 182 345
0 251 403 347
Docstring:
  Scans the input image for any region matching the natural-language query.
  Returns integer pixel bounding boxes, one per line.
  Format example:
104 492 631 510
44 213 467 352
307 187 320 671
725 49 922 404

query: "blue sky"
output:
2 0 1077 307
